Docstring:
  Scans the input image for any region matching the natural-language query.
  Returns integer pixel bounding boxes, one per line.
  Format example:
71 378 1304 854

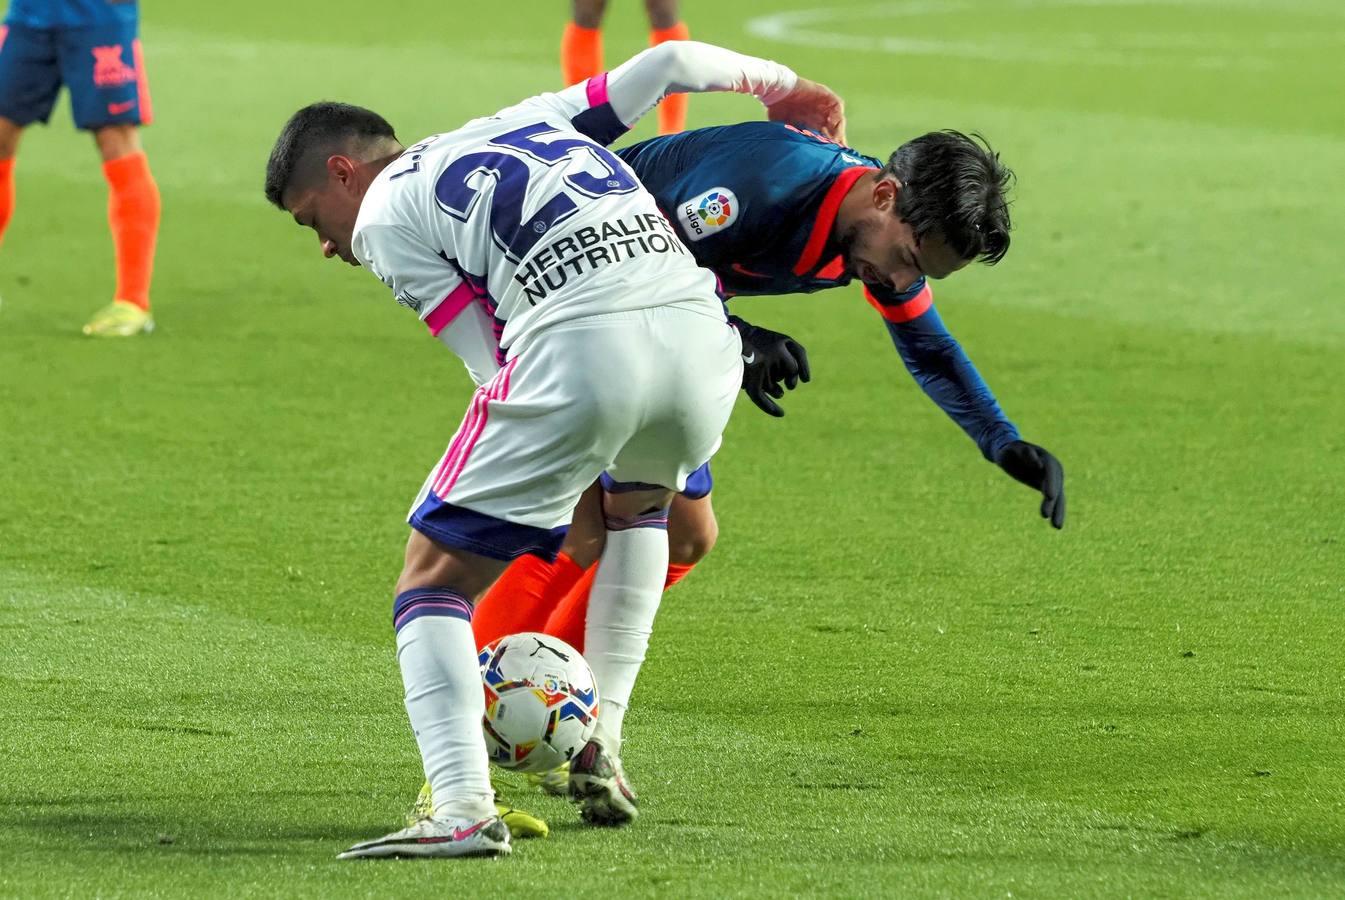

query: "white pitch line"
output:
745 0 1343 71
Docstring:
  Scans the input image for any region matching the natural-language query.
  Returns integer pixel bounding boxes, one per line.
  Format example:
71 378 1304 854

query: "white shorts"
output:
407 303 741 560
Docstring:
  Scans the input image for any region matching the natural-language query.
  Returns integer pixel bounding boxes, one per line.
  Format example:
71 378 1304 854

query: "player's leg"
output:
0 117 22 247
58 23 159 335
469 480 603 649
568 304 742 825
562 0 605 86
541 482 717 652
568 482 674 824
339 530 516 859
645 0 689 134
0 24 65 250
345 356 606 858
380 332 659 848
667 488 717 588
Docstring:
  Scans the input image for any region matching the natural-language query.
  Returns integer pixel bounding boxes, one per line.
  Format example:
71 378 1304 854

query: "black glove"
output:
995 440 1066 529
729 315 811 417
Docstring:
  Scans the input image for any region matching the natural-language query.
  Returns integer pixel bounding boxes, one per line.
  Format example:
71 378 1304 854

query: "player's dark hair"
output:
264 102 398 207
882 131 1013 265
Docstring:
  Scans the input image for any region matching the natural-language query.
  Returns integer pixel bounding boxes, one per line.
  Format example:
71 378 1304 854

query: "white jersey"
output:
350 41 797 378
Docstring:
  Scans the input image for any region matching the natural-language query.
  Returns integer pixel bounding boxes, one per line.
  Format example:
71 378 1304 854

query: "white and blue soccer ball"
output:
478 632 599 773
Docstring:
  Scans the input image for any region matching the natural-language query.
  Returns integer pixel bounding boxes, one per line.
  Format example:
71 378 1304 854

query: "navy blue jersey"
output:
5 0 137 29
615 121 1020 461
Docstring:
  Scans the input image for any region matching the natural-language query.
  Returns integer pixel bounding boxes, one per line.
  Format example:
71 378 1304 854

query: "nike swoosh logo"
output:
450 820 487 841
741 352 756 365
107 100 136 115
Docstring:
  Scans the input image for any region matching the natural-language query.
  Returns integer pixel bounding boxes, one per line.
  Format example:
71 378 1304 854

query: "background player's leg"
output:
94 125 160 320
58 20 159 334
562 0 605 86
646 0 689 134
0 23 66 250
0 117 22 247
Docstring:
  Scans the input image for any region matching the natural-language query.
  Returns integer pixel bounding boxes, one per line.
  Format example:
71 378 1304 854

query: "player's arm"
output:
541 41 845 145
353 223 500 383
871 281 1066 528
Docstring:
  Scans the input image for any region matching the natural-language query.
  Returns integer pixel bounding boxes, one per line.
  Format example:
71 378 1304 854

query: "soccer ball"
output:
478 632 599 773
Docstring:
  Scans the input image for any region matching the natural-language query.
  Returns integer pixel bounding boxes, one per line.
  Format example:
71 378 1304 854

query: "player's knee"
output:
395 530 457 595
644 0 680 29
573 0 607 28
561 525 606 569
0 117 24 159
669 516 716 565
93 124 141 162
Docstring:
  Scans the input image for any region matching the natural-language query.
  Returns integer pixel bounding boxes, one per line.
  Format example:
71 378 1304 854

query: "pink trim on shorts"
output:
585 72 610 108
424 282 478 336
431 359 519 498
132 39 153 126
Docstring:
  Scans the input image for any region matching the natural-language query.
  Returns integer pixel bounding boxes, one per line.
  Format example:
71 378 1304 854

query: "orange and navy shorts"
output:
0 22 151 130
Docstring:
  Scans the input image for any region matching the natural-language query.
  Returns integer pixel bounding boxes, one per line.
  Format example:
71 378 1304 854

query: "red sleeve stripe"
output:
792 166 878 276
864 282 933 323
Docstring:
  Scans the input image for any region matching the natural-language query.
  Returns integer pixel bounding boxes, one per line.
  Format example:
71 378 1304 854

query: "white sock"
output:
585 518 669 755
394 590 494 821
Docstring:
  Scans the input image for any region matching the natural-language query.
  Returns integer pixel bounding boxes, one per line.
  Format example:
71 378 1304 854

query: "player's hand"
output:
995 440 1066 529
730 316 811 418
766 77 847 146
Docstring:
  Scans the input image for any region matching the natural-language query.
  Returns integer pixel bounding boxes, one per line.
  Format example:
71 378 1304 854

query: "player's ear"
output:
326 154 358 191
874 177 899 213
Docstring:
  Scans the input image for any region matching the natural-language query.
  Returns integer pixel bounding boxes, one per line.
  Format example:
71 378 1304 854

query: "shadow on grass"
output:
0 805 388 855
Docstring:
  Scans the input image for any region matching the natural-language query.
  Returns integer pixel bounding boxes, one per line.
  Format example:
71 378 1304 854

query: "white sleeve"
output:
604 41 798 128
352 223 472 336
436 302 501 387
520 41 798 145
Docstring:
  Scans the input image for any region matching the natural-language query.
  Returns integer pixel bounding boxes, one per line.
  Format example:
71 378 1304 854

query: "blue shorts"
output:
599 461 714 500
0 22 151 130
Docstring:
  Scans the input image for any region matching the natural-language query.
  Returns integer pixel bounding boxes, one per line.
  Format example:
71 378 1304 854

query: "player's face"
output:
843 178 969 292
286 187 362 266
283 157 369 266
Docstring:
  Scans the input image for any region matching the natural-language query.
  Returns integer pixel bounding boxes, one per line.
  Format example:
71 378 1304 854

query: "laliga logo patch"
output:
679 186 738 241
698 192 733 226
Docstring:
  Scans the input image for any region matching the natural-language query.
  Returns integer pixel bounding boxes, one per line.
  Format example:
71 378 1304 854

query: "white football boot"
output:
568 739 638 825
337 813 511 860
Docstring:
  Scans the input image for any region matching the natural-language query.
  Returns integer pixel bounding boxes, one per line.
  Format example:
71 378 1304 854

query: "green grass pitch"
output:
2 0 1343 896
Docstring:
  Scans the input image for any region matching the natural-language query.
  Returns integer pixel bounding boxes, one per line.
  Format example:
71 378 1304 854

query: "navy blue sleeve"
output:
875 290 1020 461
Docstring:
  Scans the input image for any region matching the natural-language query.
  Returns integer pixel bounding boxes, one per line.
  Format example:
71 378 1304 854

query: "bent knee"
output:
93 124 142 162
669 519 717 565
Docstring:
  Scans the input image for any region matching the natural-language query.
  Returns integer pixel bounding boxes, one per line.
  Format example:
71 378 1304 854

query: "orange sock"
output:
561 22 603 87
650 23 690 134
102 151 160 311
0 157 14 246
664 562 696 590
543 560 700 653
543 562 597 652
472 551 584 650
